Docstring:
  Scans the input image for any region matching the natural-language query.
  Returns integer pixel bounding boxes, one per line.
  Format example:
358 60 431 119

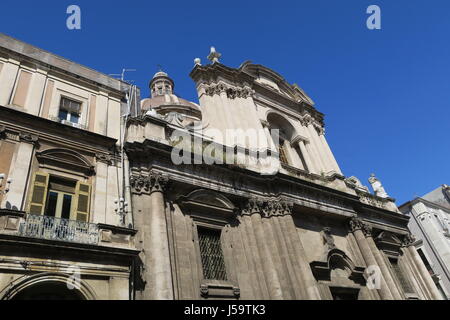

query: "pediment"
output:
36 148 95 176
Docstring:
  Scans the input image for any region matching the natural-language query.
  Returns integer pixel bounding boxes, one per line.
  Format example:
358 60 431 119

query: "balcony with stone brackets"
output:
0 209 137 249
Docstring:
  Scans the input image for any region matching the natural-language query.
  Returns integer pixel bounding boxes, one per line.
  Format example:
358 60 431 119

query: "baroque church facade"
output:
0 33 443 300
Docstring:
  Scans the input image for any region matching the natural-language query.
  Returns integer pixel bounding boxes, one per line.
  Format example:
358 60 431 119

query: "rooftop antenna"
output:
109 68 137 83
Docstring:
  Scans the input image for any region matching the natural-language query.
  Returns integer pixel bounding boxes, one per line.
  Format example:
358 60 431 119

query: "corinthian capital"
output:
349 217 364 233
263 199 293 218
130 172 169 194
148 171 169 193
362 224 373 238
241 198 265 216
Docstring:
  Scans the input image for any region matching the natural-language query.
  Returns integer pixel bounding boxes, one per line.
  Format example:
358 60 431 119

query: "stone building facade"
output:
399 185 450 299
0 34 443 300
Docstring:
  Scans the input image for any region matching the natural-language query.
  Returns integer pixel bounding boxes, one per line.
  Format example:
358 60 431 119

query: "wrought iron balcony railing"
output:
19 214 99 245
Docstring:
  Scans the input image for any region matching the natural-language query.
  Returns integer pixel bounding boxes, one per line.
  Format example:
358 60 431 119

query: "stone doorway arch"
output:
0 273 96 300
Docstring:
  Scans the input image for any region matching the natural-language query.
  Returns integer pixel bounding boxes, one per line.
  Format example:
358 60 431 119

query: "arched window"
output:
267 112 307 169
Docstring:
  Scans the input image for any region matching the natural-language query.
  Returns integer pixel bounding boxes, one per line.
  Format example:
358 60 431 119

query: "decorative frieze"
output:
130 171 169 195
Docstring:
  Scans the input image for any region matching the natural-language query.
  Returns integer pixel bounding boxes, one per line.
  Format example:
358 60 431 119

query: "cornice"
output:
0 106 117 152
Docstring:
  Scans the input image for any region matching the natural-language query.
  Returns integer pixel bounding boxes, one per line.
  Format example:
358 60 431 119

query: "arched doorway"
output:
11 281 85 300
1 273 96 301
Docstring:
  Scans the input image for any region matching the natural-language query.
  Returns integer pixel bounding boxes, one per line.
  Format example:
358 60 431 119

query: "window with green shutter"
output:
27 172 49 215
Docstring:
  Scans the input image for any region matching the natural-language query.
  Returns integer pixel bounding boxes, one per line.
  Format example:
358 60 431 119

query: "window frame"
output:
58 96 82 125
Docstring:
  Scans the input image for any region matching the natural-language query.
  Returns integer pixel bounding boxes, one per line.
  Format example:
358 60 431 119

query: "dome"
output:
142 70 202 128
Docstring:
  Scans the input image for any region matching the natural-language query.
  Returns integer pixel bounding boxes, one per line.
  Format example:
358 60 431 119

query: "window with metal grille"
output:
389 258 414 294
198 227 228 281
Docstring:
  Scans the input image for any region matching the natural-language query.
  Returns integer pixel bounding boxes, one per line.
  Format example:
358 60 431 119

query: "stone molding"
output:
130 171 169 195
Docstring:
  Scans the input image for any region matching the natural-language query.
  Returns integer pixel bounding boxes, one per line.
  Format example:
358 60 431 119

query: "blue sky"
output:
1 0 449 204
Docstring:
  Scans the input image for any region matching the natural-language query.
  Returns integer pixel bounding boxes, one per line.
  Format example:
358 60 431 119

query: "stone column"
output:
243 198 283 299
279 211 321 299
317 129 342 174
262 201 302 299
131 171 173 300
403 234 443 300
292 136 316 174
349 218 394 300
364 226 403 300
305 120 327 174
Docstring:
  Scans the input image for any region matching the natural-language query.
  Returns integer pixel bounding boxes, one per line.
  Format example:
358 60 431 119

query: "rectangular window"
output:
45 177 76 220
198 227 228 281
28 172 90 222
59 97 81 124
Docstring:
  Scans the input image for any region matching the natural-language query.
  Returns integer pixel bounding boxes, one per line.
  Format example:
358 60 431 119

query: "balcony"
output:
18 214 99 245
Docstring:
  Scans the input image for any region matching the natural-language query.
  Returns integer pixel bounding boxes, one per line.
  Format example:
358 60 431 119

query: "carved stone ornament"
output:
402 233 416 248
204 82 254 99
322 227 336 250
130 171 169 194
19 132 39 145
262 200 293 218
362 223 373 238
96 153 113 165
349 217 364 233
241 198 265 216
